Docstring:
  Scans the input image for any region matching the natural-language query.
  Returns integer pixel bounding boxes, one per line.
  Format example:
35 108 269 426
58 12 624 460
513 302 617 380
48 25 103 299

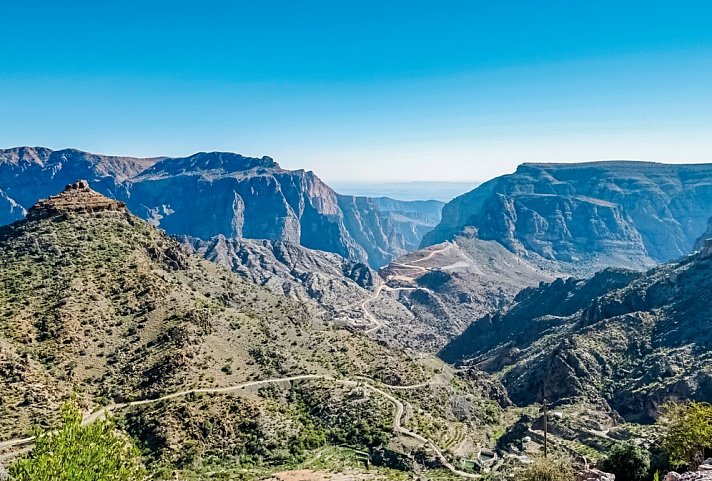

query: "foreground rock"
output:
577 468 615 481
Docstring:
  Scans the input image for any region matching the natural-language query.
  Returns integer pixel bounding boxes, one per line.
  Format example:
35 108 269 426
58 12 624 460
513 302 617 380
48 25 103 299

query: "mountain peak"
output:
25 179 127 220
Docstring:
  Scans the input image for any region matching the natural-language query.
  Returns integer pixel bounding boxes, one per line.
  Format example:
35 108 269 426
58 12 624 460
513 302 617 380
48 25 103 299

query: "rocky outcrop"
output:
576 468 615 481
423 161 712 274
0 147 441 268
26 180 127 220
665 469 712 481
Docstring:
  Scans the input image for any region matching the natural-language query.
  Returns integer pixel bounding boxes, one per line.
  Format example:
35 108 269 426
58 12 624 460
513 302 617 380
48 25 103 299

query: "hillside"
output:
0 181 504 478
423 161 712 274
183 235 412 333
441 240 712 422
0 147 442 268
376 234 553 350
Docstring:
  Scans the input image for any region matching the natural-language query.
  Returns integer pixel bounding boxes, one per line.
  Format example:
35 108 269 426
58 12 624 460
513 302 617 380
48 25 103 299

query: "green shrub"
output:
599 442 650 481
519 457 575 481
659 401 712 468
9 402 146 481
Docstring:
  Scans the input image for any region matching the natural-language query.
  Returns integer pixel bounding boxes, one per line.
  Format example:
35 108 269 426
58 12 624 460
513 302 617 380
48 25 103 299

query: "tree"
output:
599 442 650 481
9 402 146 481
659 401 712 469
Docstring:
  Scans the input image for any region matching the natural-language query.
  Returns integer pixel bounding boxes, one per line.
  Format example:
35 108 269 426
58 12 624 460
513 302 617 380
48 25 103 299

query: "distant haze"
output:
3 3 712 182
330 181 479 202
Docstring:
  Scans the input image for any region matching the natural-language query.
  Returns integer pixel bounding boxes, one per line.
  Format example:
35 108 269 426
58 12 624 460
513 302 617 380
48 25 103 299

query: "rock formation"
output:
25 180 127 220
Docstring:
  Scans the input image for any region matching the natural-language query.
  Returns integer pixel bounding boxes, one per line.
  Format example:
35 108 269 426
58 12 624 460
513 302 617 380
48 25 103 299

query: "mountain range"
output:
423 161 712 274
441 239 712 422
4 153 712 478
5 149 712 355
0 147 443 269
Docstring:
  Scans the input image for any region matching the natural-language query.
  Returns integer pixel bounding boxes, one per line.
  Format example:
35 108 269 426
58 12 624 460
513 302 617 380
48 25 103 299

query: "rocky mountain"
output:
183 225 552 353
0 147 442 268
441 240 712 422
182 235 398 325
375 233 553 350
423 161 712 275
0 180 505 479
352 161 712 353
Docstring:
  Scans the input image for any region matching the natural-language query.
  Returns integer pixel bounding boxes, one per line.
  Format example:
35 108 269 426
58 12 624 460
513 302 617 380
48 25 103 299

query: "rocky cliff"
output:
423 161 712 274
0 147 440 268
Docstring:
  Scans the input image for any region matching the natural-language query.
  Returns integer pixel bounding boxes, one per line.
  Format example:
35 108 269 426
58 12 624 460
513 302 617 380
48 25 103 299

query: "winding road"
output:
1 243 479 476
0 373 478 478
361 243 453 334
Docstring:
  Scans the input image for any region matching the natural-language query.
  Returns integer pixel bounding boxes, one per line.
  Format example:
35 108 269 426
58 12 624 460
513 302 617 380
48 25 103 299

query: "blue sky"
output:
2 1 712 182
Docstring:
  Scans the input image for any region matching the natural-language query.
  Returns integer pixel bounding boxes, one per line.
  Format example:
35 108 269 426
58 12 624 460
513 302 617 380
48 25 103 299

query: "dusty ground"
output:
265 469 386 480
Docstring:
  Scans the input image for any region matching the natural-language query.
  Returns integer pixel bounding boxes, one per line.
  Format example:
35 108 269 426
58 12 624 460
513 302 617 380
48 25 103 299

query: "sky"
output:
2 1 712 183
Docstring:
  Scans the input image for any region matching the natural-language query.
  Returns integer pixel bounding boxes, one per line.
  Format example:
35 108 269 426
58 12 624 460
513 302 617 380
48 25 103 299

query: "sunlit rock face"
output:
424 161 712 274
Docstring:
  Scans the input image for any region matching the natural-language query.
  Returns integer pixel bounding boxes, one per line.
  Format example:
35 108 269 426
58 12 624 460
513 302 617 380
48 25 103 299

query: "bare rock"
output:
26 179 127 220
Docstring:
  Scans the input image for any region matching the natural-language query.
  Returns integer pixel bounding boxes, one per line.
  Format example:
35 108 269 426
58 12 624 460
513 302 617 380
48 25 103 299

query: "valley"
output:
3 155 712 480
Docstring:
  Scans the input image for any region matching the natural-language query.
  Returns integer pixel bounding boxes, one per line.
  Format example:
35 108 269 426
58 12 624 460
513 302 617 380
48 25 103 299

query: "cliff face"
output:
423 161 712 272
0 147 439 268
128 158 364 260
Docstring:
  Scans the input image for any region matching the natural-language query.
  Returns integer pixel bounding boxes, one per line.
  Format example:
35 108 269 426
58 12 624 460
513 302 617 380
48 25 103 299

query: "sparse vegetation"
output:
516 457 575 481
9 402 146 481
